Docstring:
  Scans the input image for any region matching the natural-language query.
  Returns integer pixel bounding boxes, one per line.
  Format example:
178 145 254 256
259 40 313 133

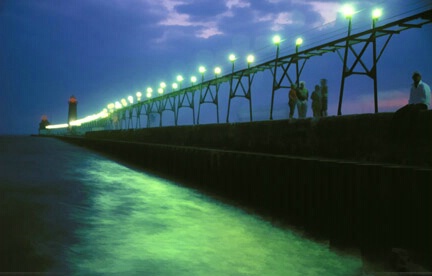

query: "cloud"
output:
148 0 225 39
308 1 341 27
225 0 250 9
254 11 303 31
197 26 224 39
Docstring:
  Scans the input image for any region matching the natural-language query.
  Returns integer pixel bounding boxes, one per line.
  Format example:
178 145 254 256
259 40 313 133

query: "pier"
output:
56 111 432 270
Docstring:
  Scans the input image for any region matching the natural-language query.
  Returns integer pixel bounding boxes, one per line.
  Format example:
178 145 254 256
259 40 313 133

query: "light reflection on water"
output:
65 158 362 275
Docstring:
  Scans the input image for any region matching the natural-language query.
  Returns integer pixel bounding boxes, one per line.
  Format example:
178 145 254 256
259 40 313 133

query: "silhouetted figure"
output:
391 71 430 140
320 79 328 117
288 83 298 119
296 81 308 118
311 84 322 117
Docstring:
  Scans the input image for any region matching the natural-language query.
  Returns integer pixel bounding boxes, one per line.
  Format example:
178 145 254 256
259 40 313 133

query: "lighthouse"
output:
68 95 77 124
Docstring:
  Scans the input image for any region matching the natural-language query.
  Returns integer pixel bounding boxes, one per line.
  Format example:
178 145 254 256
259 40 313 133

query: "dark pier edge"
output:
53 111 431 272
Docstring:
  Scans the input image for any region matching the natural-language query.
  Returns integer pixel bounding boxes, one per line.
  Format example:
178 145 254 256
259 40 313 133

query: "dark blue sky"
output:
1 0 431 134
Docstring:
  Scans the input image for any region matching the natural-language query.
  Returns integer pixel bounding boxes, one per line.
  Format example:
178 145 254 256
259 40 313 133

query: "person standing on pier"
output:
311 84 322 117
288 83 298 119
408 71 430 109
395 71 430 114
391 71 431 139
297 81 309 118
320 79 328 117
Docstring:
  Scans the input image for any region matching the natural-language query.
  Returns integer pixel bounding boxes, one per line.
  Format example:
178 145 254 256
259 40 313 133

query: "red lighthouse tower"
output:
68 95 78 124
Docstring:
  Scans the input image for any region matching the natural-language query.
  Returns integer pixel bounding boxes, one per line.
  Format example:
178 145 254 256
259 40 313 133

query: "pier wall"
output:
57 111 432 268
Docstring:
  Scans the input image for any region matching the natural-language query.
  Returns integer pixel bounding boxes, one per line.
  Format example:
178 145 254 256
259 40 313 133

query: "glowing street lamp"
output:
115 101 122 109
247 54 255 68
342 4 355 19
229 54 236 72
338 4 355 116
214 66 221 77
121 98 127 107
127 95 134 104
158 87 164 95
295 38 303 86
371 8 382 114
271 35 282 120
136 91 142 101
172 82 178 91
176 75 184 89
273 35 281 45
372 8 382 20
146 87 153 98
160 82 167 89
107 103 115 113
199 66 206 82
190 76 197 84
372 8 382 28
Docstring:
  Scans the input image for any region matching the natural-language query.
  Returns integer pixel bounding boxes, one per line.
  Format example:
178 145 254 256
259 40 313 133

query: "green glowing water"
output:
65 158 363 275
0 137 364 275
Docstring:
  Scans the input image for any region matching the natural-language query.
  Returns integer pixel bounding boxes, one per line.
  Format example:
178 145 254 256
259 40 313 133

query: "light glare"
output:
229 54 236 62
372 8 382 19
273 35 281 45
247 55 255 64
296 37 303 46
214 67 221 75
342 5 354 18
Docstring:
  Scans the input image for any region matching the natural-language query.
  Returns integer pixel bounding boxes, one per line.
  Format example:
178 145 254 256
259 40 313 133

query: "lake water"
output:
0 136 364 275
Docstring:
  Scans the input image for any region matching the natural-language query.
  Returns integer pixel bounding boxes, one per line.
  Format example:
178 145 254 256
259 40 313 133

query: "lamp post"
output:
295 37 303 86
229 54 236 73
338 4 354 116
372 8 382 113
247 54 255 68
190 76 197 85
197 66 207 124
136 91 142 101
172 82 178 92
146 87 153 98
176 75 184 89
107 103 115 113
270 35 281 120
214 66 221 78
135 92 142 128
199 66 206 82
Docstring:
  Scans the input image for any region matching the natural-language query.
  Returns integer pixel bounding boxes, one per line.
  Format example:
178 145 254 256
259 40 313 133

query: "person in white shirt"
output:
391 71 431 140
409 71 431 108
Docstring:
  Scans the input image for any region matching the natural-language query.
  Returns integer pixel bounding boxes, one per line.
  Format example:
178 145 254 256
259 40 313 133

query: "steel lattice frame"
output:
79 9 431 132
